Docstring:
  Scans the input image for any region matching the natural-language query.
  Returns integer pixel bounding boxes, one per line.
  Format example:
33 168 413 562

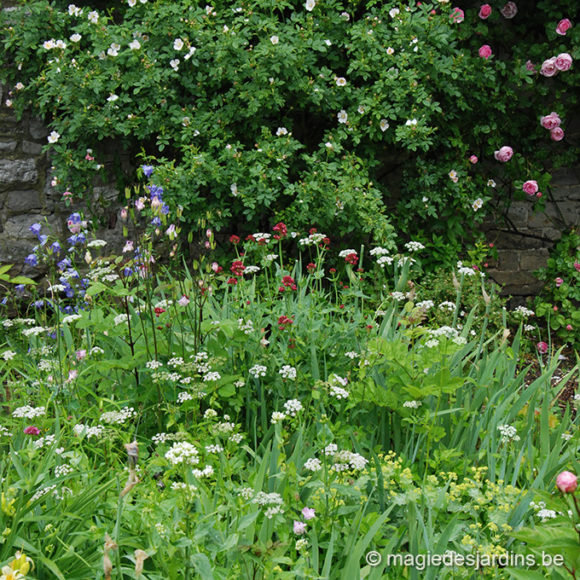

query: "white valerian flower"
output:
380 119 389 132
337 110 348 124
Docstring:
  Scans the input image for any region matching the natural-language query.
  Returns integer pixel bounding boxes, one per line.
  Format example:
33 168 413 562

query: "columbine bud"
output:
134 549 148 577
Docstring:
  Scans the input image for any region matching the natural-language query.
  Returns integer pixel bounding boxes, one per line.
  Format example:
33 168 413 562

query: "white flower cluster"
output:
298 232 327 246
338 249 357 258
0 426 13 438
192 465 214 478
205 444 224 454
405 241 425 252
514 306 535 317
13 405 46 419
54 464 74 478
61 314 82 324
271 411 286 424
249 364 267 378
303 457 322 472
73 424 104 439
204 409 218 419
33 435 56 449
244 265 261 274
390 291 406 301
2 350 16 361
284 399 303 417
279 365 297 380
456 261 476 277
249 491 284 519
238 319 254 334
22 326 48 337
403 400 422 409
439 301 456 312
113 313 128 326
213 420 236 434
377 256 394 267
416 300 434 310
99 407 136 424
165 441 199 465
330 449 368 472
497 424 520 443
329 385 349 399
167 357 185 368
203 371 221 382
370 247 390 256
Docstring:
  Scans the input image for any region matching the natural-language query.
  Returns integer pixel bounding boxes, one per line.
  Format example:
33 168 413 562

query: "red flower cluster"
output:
273 222 287 239
227 277 238 285
306 262 316 273
230 260 245 276
279 275 297 292
344 252 358 266
278 315 294 330
229 234 240 244
154 307 166 317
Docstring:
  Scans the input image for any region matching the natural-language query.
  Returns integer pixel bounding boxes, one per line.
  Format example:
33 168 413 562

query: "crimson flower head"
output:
24 426 41 436
273 222 288 237
231 260 245 276
229 234 240 245
227 277 238 285
282 275 297 290
154 307 166 317
309 227 317 235
278 315 294 330
344 252 358 266
536 341 548 354
306 263 316 273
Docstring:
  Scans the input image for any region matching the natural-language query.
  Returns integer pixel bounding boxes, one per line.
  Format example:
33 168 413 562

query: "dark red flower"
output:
306 263 316 273
230 260 246 276
273 222 288 237
230 235 240 244
344 252 358 266
227 277 238 285
154 307 166 317
24 426 40 435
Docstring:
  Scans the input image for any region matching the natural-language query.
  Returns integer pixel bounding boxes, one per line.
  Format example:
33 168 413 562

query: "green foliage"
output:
1 0 579 254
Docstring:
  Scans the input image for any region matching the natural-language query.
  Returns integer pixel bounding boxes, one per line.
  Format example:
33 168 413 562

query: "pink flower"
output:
575 262 580 272
536 192 542 198
76 349 87 361
469 155 478 164
122 240 134 253
479 45 492 59
478 4 492 19
540 57 558 77
302 507 316 520
555 53 573 71
566 324 573 331
522 180 538 195
555 277 564 287
551 127 565 141
525 60 536 72
500 2 517 19
494 146 513 162
120 208 128 221
556 18 572 36
556 471 577 493
536 341 548 354
135 198 145 211
450 7 464 23
24 426 41 436
293 521 307 535
211 261 221 273
178 295 190 307
540 112 561 130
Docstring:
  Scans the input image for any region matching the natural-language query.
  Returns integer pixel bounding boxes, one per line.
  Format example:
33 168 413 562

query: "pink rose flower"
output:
556 18 572 36
556 471 578 493
525 60 536 72
479 4 492 19
536 341 548 354
555 53 573 71
494 146 513 162
522 180 538 195
479 45 492 59
24 426 41 436
540 57 558 77
555 277 564 287
551 127 565 141
575 262 580 272
469 155 478 164
450 7 464 23
500 2 517 19
566 324 573 331
540 112 561 129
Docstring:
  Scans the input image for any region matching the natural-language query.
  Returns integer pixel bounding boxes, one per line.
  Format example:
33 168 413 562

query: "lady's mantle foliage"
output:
0 1 578 251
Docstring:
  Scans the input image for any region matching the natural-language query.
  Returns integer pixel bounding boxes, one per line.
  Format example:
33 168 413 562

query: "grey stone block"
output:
551 168 580 186
0 158 37 186
5 190 42 212
0 140 17 152
519 249 550 271
506 203 529 228
28 118 48 140
22 141 43 155
3 213 61 239
497 250 519 271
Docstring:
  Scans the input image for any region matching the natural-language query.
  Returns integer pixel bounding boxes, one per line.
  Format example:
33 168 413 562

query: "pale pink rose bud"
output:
575 262 580 272
536 191 542 198
555 53 573 71
556 18 572 36
540 57 558 77
500 1 517 19
469 155 478 164
536 341 548 354
566 324 573 331
522 180 538 195
555 277 564 287
540 112 561 129
494 146 513 162
479 45 492 59
479 4 492 19
525 60 536 72
550 127 565 141
556 471 577 493
206 228 213 239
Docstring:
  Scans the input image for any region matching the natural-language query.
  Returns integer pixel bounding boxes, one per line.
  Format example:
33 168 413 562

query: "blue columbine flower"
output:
25 253 38 267
142 165 154 178
148 184 163 199
151 217 162 227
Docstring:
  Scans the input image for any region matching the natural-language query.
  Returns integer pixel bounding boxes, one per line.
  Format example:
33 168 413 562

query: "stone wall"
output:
0 83 124 283
484 167 580 298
